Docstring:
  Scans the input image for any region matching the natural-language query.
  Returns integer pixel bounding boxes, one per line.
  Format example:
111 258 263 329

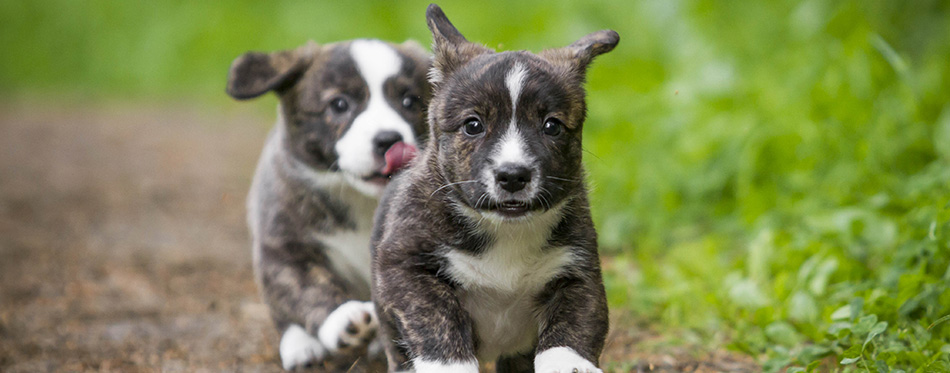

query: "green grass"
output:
3 0 949 371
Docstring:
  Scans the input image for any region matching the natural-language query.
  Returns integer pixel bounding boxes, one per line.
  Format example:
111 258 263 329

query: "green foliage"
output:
595 0 950 371
2 0 949 370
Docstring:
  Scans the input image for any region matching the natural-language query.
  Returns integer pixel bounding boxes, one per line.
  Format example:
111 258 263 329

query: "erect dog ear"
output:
541 30 619 77
425 4 491 85
226 42 316 100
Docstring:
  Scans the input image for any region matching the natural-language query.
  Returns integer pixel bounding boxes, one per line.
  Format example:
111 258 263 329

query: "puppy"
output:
371 4 618 373
226 39 430 370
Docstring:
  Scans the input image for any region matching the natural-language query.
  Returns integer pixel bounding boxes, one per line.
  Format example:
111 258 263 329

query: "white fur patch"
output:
444 204 574 360
317 228 374 295
412 359 480 373
279 324 326 370
534 347 602 373
311 179 378 293
493 126 531 167
336 40 418 197
505 62 528 113
458 288 540 360
494 62 531 167
444 237 572 293
317 300 378 353
487 62 537 202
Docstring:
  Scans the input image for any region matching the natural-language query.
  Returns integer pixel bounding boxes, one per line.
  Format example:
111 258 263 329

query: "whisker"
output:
536 186 549 210
582 147 603 162
476 192 489 210
540 188 553 211
545 176 583 183
428 179 480 200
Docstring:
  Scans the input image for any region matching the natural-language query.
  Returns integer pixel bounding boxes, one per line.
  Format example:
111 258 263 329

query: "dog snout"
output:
495 163 532 193
372 131 403 156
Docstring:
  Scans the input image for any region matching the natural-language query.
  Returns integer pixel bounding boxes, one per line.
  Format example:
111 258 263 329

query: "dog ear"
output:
542 30 619 77
425 4 491 85
226 43 315 100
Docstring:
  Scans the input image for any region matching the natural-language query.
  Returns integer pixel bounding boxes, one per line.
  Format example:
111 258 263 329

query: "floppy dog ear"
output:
226 43 315 100
425 4 491 85
542 30 619 77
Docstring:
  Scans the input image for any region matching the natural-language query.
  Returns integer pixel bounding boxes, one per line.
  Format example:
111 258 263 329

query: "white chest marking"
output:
444 208 575 360
316 227 373 293
459 288 542 360
445 242 573 294
310 168 379 294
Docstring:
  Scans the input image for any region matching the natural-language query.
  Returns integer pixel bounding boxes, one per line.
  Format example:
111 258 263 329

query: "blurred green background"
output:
3 0 948 371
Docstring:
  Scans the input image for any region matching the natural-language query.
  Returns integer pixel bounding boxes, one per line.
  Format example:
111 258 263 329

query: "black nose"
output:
373 131 403 156
495 164 532 193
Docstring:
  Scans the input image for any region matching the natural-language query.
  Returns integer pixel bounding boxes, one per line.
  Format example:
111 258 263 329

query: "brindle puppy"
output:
371 5 618 373
227 39 430 371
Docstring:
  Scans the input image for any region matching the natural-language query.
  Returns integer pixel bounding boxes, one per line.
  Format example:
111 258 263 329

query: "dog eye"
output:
463 118 484 136
402 95 419 110
330 98 349 113
542 118 563 136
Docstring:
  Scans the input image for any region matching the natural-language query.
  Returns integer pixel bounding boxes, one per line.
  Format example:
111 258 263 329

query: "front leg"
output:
373 257 479 373
534 271 609 373
257 241 377 370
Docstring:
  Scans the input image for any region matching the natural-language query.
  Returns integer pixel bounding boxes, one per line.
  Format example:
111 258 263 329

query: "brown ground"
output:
0 101 758 372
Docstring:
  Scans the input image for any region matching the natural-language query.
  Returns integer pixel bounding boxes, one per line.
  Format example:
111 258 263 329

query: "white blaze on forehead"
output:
492 62 531 166
505 62 528 114
350 39 401 95
336 39 417 197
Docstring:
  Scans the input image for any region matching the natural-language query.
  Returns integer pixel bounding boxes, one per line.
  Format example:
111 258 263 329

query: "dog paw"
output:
317 300 378 353
534 347 603 373
280 324 326 371
413 359 480 373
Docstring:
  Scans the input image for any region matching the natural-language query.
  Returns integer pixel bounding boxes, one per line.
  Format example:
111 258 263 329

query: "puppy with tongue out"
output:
227 38 429 370
381 142 417 178
371 4 619 373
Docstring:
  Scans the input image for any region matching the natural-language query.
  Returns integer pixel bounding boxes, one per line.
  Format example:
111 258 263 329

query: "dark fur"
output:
227 40 430 371
371 4 618 372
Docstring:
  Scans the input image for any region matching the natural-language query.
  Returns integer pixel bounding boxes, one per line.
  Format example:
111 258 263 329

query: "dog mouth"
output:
478 199 536 218
362 142 418 185
381 141 417 176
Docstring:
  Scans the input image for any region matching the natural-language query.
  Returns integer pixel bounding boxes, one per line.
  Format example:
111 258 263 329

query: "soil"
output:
0 101 759 372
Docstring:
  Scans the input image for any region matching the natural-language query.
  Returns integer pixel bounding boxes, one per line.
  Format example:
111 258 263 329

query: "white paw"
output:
280 324 326 371
317 300 378 353
412 359 480 373
534 347 602 373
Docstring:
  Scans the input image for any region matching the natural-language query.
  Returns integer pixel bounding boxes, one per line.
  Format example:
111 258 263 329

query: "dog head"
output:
227 39 431 197
423 4 618 221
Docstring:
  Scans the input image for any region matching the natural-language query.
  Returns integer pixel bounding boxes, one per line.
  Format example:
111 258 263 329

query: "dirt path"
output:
0 101 757 372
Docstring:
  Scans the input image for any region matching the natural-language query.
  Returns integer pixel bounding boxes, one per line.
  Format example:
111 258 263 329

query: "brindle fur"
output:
371 4 618 372
227 40 430 370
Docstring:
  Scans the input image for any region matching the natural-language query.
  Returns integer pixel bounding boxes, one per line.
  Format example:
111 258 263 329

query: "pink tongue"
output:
382 142 417 175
